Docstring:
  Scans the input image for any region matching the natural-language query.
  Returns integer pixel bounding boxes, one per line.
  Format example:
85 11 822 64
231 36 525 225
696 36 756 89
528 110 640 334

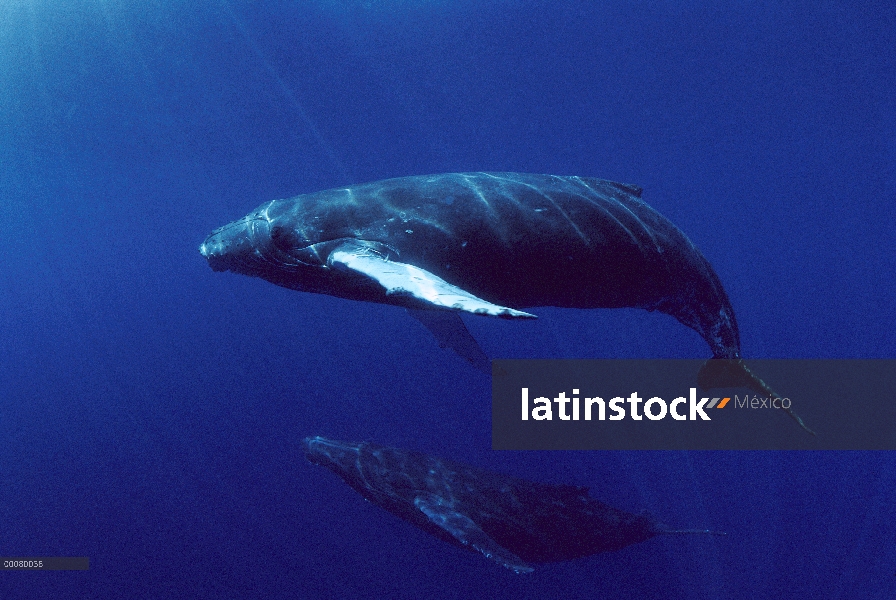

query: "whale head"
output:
200 199 344 293
200 206 277 276
303 436 364 477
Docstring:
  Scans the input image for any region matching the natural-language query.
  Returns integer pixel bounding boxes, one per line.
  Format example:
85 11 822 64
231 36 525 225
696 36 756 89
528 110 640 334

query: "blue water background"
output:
1 1 894 598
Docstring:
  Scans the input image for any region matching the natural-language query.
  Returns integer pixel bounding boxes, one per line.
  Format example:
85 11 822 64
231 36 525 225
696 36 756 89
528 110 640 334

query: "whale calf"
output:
201 172 812 432
304 436 722 572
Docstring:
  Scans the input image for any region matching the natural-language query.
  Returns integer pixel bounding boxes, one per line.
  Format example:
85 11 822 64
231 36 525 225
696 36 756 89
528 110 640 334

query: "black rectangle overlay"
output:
1 557 89 571
492 359 896 450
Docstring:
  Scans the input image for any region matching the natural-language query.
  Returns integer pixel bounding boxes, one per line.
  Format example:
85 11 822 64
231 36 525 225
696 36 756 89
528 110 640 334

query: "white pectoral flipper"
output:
414 493 534 574
328 240 535 319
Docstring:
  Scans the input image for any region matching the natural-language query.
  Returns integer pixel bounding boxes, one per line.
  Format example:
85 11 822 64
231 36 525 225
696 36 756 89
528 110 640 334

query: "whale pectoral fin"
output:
414 494 534 574
328 243 535 319
407 309 492 375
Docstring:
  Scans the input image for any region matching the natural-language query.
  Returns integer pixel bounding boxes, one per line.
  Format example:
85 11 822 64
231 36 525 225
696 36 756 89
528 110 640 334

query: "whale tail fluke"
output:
697 359 817 436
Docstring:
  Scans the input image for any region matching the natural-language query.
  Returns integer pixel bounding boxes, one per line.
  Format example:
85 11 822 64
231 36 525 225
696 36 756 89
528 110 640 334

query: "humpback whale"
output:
303 436 722 572
201 172 812 433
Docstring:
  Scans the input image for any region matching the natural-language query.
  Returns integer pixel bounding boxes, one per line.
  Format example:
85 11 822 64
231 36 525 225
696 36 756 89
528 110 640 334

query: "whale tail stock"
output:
697 358 817 436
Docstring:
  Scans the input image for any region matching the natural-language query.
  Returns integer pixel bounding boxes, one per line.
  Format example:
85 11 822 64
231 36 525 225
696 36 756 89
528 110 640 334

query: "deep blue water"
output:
1 1 894 598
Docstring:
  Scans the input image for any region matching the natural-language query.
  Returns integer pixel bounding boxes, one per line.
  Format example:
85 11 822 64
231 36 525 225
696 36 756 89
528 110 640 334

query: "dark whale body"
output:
304 436 720 572
201 173 812 433
201 172 738 357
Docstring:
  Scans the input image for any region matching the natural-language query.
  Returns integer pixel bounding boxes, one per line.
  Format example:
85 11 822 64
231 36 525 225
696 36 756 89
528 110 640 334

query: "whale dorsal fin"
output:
414 493 534 574
328 240 535 319
609 181 643 197
577 177 643 198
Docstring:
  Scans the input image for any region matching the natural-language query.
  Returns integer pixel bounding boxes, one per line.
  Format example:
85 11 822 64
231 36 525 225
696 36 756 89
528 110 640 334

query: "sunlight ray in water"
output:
221 0 350 182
